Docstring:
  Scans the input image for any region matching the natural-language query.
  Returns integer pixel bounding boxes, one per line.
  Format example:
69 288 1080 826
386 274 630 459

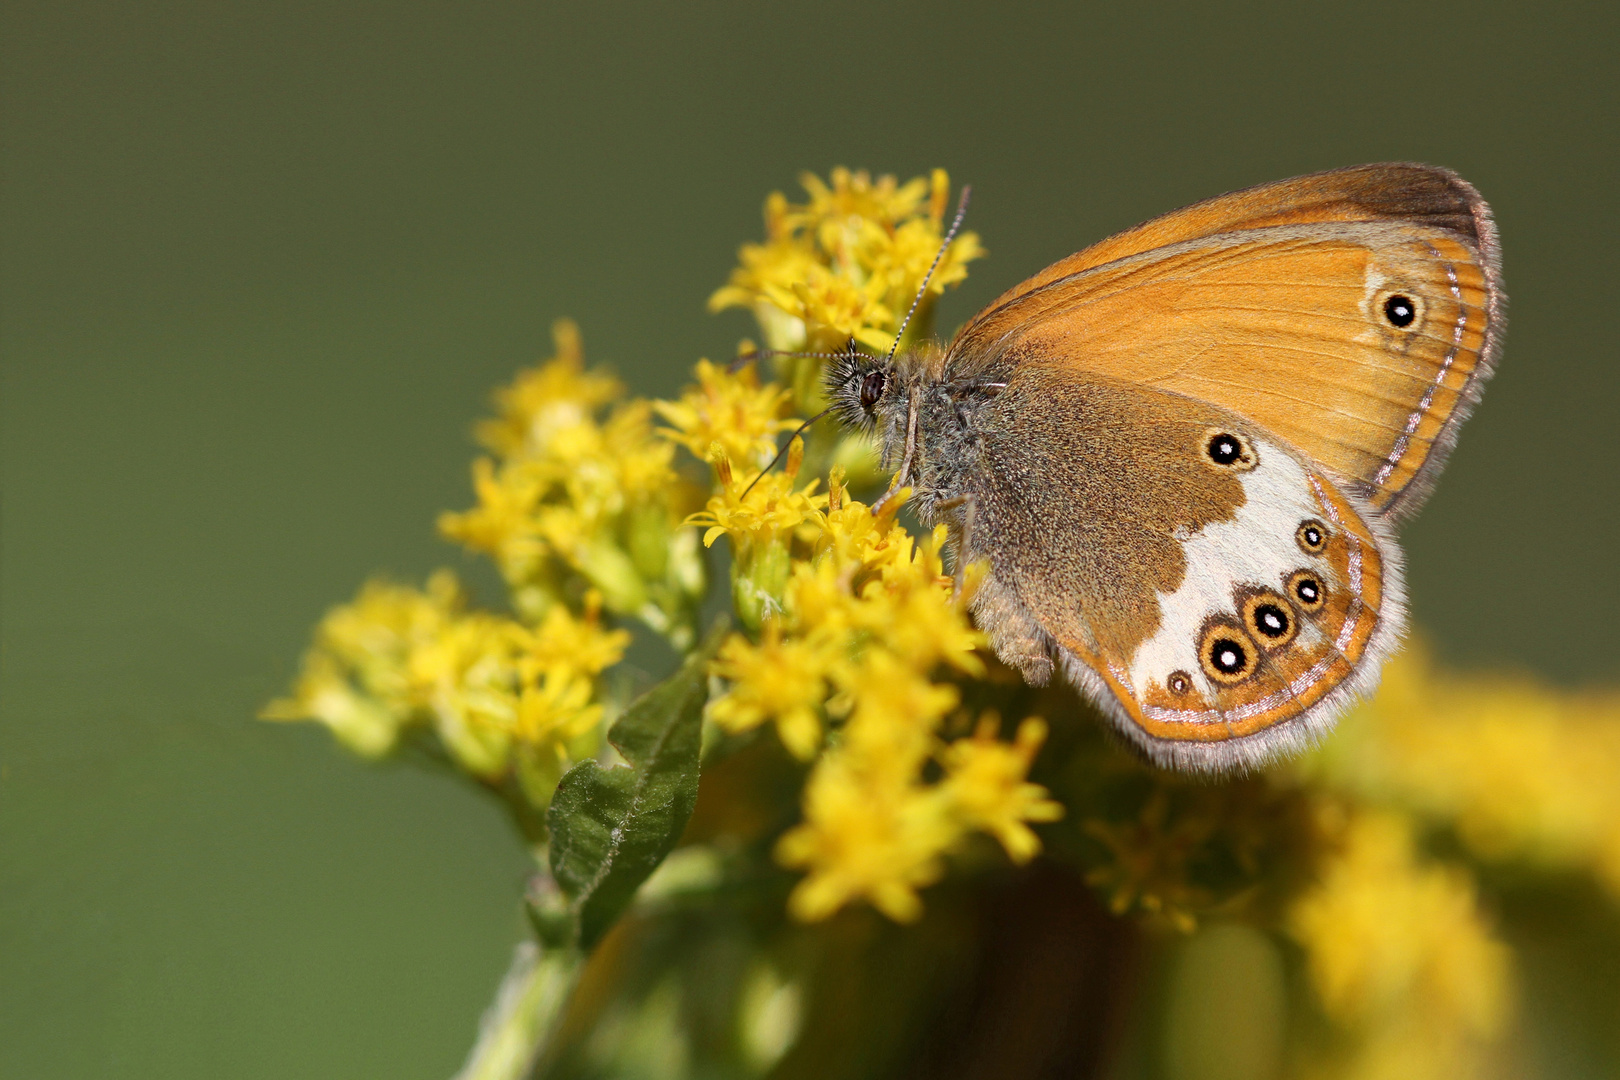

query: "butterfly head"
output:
825 343 895 435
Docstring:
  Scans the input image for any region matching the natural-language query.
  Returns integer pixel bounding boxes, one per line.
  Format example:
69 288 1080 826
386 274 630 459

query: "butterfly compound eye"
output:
859 370 887 410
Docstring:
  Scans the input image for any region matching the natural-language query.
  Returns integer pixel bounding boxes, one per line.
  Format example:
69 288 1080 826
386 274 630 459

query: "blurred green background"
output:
3 3 1616 1077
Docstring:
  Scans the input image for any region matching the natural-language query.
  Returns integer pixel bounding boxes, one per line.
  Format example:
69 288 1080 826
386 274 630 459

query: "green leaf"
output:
547 621 726 949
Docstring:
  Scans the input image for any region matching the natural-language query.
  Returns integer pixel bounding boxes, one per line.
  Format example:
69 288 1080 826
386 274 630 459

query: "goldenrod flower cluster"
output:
689 445 1061 921
263 570 627 806
1287 800 1511 1080
266 322 698 810
710 167 984 407
439 320 706 645
1315 641 1620 896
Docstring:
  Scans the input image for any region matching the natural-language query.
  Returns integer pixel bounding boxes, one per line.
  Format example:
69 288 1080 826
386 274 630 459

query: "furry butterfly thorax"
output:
825 162 1504 773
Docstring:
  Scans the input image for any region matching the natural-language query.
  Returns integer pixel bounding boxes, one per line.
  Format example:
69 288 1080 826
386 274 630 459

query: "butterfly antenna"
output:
730 343 875 373
884 183 973 365
737 406 835 501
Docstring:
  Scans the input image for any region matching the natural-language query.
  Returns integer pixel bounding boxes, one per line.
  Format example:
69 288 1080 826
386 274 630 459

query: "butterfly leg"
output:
874 395 922 515
931 492 979 599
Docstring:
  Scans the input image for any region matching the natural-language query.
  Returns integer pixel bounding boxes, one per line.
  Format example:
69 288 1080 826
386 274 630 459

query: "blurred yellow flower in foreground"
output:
1289 803 1512 1080
1317 641 1620 898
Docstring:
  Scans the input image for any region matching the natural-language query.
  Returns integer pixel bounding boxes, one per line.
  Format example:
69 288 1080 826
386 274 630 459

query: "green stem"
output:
449 941 582 1080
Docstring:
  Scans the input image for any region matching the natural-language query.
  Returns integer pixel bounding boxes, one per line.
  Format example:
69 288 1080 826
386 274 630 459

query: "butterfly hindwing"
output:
952 370 1403 771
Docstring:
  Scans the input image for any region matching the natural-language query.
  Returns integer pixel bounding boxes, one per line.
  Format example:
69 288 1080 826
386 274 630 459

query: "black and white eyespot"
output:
1383 294 1418 328
1296 519 1329 555
1242 590 1297 649
1373 287 1425 333
1167 670 1193 696
1201 428 1257 472
1287 570 1326 614
1199 622 1257 685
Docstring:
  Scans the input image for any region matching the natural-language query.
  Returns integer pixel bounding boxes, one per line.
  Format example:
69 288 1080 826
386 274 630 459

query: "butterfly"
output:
825 163 1504 772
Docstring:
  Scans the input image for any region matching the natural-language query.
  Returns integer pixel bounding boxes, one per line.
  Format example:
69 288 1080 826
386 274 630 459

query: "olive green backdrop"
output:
3 3 1616 1077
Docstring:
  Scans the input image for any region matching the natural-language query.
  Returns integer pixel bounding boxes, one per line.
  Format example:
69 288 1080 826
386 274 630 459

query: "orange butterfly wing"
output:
947 163 1503 517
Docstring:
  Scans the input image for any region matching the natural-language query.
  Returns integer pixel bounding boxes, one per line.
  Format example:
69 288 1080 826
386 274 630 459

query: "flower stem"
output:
450 940 581 1080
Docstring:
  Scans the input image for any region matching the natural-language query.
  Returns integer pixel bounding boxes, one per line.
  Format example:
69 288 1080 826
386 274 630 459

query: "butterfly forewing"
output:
947 164 1503 518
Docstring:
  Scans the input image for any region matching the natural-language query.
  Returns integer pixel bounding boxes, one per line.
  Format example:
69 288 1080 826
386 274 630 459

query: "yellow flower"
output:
438 457 549 582
684 441 827 631
261 571 466 755
709 168 983 357
260 651 402 758
680 381 1042 923
409 610 529 777
775 754 954 923
653 358 798 472
941 716 1064 864
858 525 984 675
810 466 909 572
600 400 680 504
708 628 834 761
864 215 985 315
510 669 606 808
476 318 623 459
519 593 630 683
1313 641 1620 901
441 325 700 635
835 651 959 778
790 167 933 232
1288 803 1512 1080
780 265 895 354
685 446 826 553
513 670 602 751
